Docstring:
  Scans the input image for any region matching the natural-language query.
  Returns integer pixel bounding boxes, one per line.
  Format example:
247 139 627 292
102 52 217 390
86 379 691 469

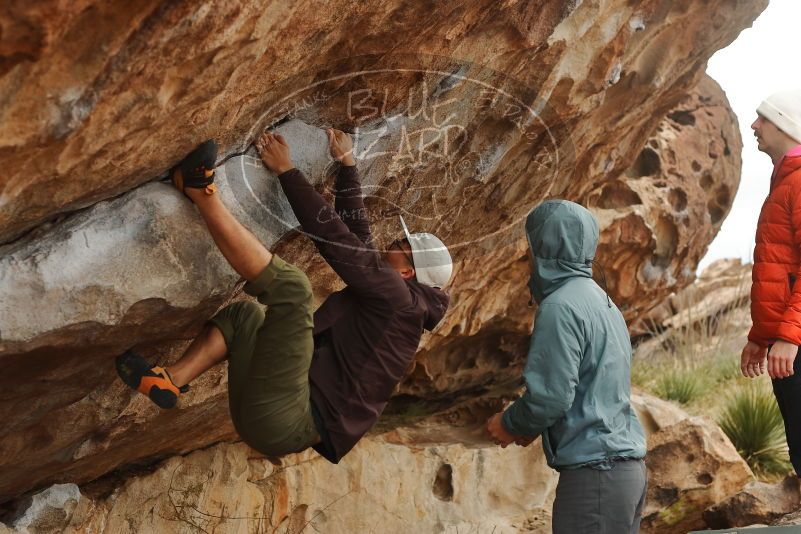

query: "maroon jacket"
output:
277 164 449 463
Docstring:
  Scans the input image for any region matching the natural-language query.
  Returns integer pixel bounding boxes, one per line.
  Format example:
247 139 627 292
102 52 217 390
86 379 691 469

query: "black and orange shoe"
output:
170 139 218 202
115 350 188 409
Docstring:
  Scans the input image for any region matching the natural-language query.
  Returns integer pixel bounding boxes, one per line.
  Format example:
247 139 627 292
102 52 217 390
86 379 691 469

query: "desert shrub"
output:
718 384 791 476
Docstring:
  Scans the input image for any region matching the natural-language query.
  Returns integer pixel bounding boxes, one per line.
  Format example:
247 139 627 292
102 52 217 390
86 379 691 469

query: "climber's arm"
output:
256 132 410 305
327 129 373 246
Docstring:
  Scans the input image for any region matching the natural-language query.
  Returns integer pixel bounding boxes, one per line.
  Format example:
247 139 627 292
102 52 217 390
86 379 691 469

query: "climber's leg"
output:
170 140 271 282
166 321 229 387
185 187 272 282
116 300 264 410
115 350 189 409
228 255 320 456
115 322 227 409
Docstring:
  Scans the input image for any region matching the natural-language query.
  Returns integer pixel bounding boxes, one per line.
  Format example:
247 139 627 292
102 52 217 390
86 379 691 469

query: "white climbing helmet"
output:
399 215 453 289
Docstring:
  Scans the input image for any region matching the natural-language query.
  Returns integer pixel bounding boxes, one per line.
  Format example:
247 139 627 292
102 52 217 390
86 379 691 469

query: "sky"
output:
698 0 801 271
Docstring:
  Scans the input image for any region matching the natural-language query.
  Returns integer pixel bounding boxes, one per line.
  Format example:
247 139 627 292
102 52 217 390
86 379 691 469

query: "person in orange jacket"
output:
741 89 801 475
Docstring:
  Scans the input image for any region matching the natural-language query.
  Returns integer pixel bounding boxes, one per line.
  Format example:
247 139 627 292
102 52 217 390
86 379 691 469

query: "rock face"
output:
631 392 688 437
0 0 757 245
587 75 743 319
0 429 559 534
0 0 763 509
0 120 331 353
704 476 801 529
642 416 754 534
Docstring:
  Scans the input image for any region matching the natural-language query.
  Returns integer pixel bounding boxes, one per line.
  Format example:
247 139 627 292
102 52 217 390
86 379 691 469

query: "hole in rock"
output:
668 188 687 212
708 204 724 225
715 185 730 207
632 148 661 177
700 173 714 191
653 217 678 267
697 472 714 485
595 181 643 209
433 463 454 501
667 110 696 126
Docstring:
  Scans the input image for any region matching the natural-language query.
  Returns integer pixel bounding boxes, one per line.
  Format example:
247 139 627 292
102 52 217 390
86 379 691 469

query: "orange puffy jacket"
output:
750 149 801 347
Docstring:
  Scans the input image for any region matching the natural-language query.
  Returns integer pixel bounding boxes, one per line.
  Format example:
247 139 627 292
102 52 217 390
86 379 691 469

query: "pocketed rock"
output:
641 416 753 534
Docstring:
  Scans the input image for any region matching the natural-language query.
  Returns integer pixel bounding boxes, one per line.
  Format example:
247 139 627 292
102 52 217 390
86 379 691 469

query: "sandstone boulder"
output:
642 416 754 534
631 392 688 437
0 0 765 507
704 476 801 529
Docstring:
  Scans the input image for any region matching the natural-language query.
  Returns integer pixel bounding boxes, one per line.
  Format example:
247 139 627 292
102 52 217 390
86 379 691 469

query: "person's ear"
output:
400 267 416 280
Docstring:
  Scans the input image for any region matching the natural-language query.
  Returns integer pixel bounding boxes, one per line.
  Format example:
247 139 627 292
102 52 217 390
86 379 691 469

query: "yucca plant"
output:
718 384 791 476
654 367 706 404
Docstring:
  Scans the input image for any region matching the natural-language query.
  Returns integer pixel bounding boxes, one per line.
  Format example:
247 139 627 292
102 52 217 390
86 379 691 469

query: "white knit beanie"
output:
757 90 801 143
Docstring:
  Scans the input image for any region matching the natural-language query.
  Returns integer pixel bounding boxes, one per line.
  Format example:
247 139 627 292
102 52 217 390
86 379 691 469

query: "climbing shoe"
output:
170 139 218 201
115 350 188 409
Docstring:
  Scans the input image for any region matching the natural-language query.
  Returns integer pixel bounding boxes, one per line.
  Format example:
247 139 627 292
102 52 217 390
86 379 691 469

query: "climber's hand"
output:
257 132 295 174
327 128 355 166
486 412 516 448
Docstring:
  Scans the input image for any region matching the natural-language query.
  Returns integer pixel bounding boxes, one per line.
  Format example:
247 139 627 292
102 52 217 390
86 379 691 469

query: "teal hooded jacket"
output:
502 200 646 470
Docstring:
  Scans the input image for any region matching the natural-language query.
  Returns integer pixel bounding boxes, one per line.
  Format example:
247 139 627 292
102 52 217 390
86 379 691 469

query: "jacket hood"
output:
526 200 599 303
408 280 450 331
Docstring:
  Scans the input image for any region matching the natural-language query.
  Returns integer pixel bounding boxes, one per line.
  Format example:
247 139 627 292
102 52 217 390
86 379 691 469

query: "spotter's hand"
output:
486 412 517 448
740 340 767 378
256 132 295 174
768 340 798 379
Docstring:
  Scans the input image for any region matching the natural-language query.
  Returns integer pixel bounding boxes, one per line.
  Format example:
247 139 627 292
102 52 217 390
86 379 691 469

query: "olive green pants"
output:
209 254 319 456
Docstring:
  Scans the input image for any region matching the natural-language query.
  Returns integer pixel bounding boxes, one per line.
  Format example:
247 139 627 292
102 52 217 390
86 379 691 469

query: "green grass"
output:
653 367 706 404
717 384 791 477
633 349 742 406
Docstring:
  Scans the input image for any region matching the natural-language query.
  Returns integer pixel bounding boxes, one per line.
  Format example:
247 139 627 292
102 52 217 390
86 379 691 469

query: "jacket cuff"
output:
747 328 769 348
774 324 801 346
277 168 300 179
334 163 357 183
501 404 527 436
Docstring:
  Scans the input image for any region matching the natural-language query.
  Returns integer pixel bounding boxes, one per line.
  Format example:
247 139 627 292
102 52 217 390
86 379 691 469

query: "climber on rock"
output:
740 89 801 476
485 200 647 533
115 128 452 463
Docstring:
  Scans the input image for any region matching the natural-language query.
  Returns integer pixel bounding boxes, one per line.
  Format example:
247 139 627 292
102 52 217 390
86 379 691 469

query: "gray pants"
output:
552 459 647 534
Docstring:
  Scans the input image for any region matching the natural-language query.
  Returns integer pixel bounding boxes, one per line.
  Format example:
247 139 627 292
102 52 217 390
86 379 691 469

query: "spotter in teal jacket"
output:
502 200 646 470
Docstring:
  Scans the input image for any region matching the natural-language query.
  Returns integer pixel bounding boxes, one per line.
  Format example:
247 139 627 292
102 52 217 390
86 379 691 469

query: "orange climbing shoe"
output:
170 139 218 201
115 350 188 409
